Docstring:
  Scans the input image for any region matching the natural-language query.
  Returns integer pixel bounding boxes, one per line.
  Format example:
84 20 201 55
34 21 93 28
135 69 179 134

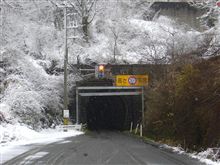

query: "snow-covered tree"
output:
189 0 220 27
188 1 220 57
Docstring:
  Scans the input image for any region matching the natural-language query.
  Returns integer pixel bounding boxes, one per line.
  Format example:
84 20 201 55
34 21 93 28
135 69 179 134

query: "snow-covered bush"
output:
0 49 64 129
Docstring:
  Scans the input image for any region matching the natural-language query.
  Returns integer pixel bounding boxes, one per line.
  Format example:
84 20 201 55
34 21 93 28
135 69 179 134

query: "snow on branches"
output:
189 0 220 27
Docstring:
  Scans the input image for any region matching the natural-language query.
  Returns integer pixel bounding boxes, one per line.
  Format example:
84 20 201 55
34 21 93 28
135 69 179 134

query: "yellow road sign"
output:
116 75 148 87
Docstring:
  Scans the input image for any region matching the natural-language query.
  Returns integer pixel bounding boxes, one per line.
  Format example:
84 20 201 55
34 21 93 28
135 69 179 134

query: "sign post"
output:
63 109 69 131
115 75 147 129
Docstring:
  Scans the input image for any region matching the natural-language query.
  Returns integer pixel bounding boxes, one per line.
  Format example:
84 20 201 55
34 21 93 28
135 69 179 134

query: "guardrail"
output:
57 124 85 131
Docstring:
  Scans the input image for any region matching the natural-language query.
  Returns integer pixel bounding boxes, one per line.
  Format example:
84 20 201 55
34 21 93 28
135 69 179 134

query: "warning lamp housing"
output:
98 65 104 72
95 64 105 78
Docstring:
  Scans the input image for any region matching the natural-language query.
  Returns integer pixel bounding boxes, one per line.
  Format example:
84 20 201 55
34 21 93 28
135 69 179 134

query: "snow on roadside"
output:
161 144 220 165
0 123 83 164
190 148 220 165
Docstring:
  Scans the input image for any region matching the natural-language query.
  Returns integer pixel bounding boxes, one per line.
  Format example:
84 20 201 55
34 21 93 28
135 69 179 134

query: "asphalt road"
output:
4 131 204 165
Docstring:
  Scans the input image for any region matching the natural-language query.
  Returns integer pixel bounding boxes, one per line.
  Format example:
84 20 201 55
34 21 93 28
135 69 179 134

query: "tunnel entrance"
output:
75 86 144 131
86 96 126 130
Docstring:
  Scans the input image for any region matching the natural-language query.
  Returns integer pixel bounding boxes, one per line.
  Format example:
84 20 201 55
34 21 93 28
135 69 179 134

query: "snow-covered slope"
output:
73 1 203 64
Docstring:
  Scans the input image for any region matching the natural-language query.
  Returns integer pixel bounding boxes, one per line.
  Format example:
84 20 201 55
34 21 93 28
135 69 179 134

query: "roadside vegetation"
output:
143 0 220 154
145 57 220 151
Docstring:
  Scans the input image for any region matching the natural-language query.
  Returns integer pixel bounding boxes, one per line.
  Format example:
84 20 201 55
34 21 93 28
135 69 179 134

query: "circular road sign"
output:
217 1 220 7
128 76 137 85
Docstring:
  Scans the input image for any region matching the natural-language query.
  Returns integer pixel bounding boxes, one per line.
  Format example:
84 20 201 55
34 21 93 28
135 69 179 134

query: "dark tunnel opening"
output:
85 96 127 131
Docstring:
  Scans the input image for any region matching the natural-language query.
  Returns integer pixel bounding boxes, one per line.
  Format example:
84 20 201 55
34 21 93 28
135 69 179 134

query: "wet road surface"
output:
4 131 204 165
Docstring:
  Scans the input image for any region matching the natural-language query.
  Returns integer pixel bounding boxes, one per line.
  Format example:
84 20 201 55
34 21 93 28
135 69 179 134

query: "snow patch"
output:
190 148 220 165
58 140 72 144
161 144 220 165
20 152 49 164
0 123 83 164
161 144 185 154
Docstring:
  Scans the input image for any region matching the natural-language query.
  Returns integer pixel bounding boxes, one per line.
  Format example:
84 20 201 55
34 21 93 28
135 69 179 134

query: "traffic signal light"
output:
95 64 105 78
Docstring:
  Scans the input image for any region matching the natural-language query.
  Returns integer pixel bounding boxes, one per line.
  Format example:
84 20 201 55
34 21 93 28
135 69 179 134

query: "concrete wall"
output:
150 2 204 31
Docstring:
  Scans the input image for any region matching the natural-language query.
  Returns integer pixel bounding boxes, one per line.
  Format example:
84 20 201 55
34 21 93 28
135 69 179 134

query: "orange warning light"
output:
98 65 104 72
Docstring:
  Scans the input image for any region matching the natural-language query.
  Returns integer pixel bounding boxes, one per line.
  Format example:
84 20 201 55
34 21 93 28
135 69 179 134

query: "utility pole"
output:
53 1 79 128
63 6 69 128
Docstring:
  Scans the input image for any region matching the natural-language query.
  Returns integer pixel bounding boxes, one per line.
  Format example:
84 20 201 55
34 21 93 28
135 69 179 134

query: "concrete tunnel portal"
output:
74 86 144 131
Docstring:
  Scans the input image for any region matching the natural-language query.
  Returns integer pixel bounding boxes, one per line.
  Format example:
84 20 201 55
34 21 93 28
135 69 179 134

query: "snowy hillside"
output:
70 0 204 64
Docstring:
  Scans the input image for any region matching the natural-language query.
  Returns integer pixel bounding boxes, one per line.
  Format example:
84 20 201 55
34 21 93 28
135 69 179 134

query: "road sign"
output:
116 75 148 87
128 76 137 85
217 1 220 7
63 109 69 118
